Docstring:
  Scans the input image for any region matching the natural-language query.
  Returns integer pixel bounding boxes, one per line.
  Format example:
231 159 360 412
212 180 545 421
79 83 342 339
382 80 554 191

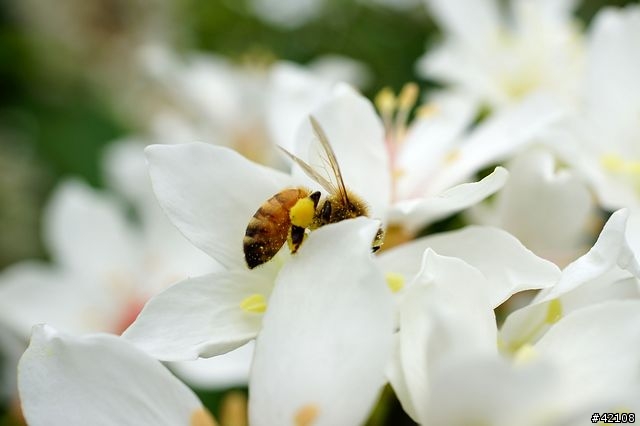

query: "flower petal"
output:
390 166 508 231
424 0 501 49
249 218 394 426
535 300 640 400
469 149 595 265
0 262 111 337
378 225 560 307
292 84 391 223
43 180 140 277
169 342 254 389
123 267 277 361
426 94 565 194
19 325 214 426
266 62 336 152
500 209 640 348
391 249 497 423
146 143 292 269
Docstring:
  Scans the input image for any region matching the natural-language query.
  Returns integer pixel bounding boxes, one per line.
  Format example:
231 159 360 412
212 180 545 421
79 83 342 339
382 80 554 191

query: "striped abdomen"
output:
244 187 310 269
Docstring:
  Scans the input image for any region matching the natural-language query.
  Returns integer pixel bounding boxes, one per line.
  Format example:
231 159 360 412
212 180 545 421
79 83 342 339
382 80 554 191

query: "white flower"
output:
558 5 640 210
18 324 217 426
418 0 585 110
0 176 251 393
275 78 555 235
467 148 596 266
125 218 395 426
500 208 640 350
388 227 640 424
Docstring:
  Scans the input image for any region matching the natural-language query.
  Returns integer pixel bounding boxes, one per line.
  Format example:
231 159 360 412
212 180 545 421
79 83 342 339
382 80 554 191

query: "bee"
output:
243 116 384 269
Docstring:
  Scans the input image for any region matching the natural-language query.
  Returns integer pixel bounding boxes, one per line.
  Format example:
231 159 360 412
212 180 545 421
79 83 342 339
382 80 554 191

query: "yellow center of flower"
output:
290 197 316 228
190 408 217 426
502 298 563 354
385 272 405 293
240 294 267 314
295 404 320 426
544 298 563 324
513 343 537 366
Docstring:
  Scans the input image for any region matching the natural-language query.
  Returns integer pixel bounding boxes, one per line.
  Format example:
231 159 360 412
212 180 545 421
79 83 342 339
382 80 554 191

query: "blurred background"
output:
0 0 636 424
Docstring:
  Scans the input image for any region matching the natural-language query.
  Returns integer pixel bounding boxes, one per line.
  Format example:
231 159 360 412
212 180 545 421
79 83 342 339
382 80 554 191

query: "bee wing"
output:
278 146 338 195
309 116 350 205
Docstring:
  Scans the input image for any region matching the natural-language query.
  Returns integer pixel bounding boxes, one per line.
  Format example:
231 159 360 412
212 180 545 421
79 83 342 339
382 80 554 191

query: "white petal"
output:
378 226 560 307
102 139 152 205
308 55 371 89
585 6 640 148
0 262 112 337
427 94 566 193
123 267 277 361
293 84 391 222
250 218 394 426
535 300 640 400
425 0 501 49
146 143 292 269
471 149 594 265
391 250 497 422
424 356 586 426
170 342 254 389
395 91 478 199
539 208 640 303
500 209 640 347
390 166 508 231
19 325 213 426
266 62 335 152
43 180 140 277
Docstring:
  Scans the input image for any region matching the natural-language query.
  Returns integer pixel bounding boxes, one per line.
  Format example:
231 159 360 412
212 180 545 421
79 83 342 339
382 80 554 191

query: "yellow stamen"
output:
601 153 624 171
544 298 562 324
601 154 640 175
190 408 218 426
290 197 316 228
385 272 405 293
240 294 267 314
374 87 397 117
503 299 563 354
295 404 320 426
219 391 248 426
513 343 537 366
398 82 419 112
416 103 439 118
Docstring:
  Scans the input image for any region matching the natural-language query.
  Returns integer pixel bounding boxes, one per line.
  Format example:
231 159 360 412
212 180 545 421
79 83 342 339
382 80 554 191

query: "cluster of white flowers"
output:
2 0 640 425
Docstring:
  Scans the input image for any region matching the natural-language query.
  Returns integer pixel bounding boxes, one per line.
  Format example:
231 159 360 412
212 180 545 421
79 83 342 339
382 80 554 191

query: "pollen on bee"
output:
290 197 316 228
240 294 267 314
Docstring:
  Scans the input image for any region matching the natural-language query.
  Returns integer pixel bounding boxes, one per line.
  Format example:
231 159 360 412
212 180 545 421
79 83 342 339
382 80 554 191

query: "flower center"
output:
375 82 420 201
501 298 563 354
240 293 267 314
294 404 319 426
190 408 217 426
601 154 640 192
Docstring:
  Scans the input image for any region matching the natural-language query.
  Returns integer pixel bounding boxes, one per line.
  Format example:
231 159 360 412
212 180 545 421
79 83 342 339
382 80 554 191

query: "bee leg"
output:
320 200 332 223
309 191 321 208
289 225 306 254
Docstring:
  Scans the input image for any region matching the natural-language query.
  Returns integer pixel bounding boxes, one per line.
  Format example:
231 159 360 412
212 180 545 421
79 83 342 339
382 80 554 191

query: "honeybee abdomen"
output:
244 188 310 269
